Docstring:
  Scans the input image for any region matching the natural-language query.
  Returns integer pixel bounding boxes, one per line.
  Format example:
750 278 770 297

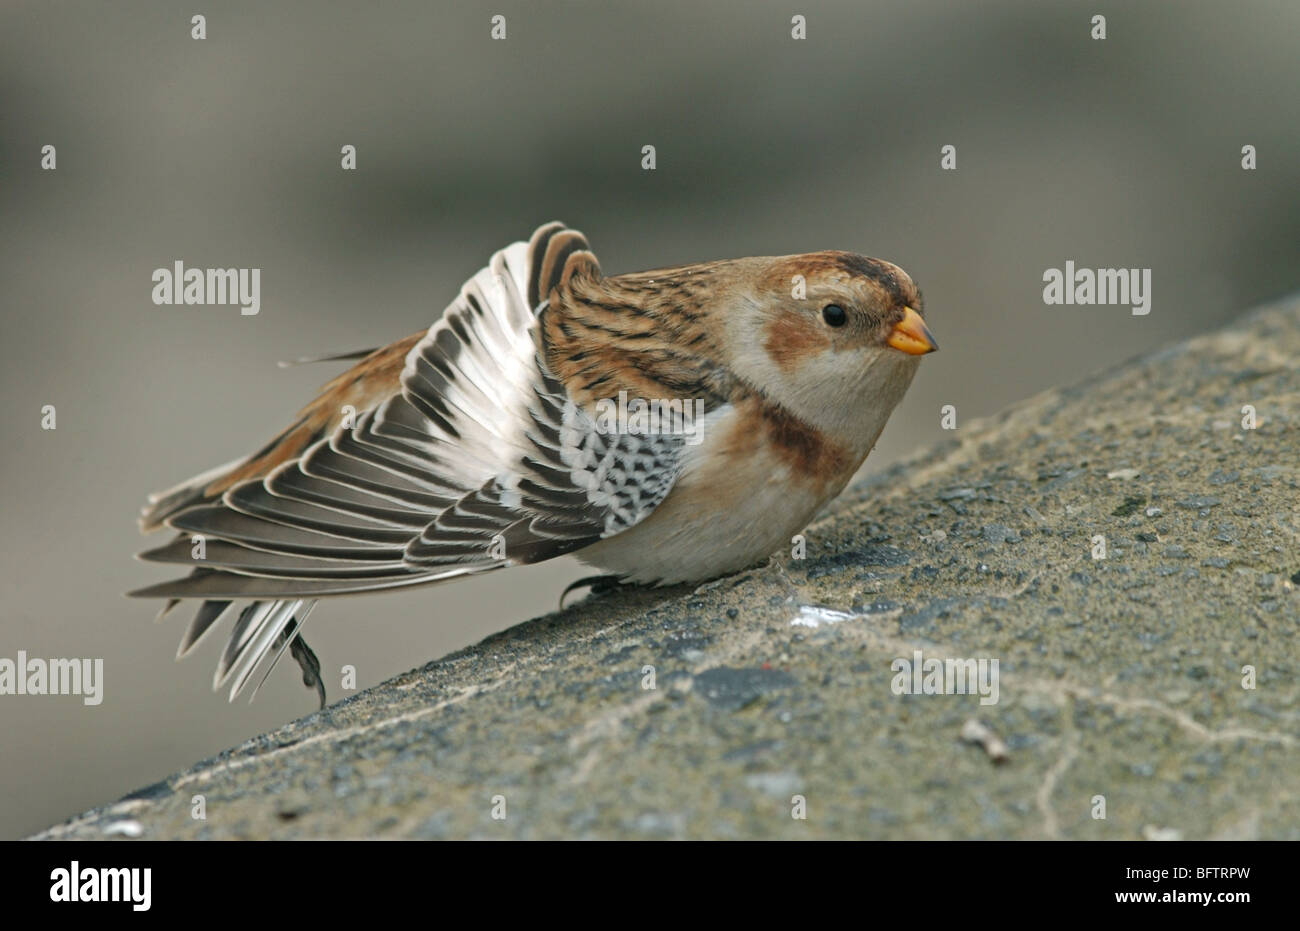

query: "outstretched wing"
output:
131 222 685 700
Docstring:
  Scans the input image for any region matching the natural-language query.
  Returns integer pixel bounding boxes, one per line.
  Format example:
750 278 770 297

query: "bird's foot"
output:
559 574 629 610
272 622 327 709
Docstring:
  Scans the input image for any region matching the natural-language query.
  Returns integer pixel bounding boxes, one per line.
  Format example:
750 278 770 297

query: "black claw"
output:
289 634 327 709
559 574 628 610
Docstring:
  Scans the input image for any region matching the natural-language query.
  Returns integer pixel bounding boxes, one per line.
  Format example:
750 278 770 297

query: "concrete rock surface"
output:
34 296 1300 839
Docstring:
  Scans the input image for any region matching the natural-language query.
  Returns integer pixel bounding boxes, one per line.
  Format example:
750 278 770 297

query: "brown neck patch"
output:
718 395 854 492
760 399 854 489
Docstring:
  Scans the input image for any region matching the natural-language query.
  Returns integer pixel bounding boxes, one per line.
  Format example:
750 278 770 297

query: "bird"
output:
130 222 937 706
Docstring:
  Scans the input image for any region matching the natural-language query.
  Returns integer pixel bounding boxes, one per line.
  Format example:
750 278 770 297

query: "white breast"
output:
576 404 847 584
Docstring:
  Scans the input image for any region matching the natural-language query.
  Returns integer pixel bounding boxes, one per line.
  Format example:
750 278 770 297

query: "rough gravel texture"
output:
33 295 1300 840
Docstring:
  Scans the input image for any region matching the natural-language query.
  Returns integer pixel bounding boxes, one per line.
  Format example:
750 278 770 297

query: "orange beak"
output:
886 306 938 355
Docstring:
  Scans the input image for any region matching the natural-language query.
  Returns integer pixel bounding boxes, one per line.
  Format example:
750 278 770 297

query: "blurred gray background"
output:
1 0 1297 839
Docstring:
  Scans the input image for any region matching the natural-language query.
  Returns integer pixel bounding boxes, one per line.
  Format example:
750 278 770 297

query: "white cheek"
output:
784 348 843 400
724 306 920 449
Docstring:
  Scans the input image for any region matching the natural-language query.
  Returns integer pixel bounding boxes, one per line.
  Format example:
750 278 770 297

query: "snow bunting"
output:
131 222 936 704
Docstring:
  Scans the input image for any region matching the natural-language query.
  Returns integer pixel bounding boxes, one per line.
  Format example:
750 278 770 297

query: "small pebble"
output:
102 820 144 838
959 719 1009 764
1142 825 1184 841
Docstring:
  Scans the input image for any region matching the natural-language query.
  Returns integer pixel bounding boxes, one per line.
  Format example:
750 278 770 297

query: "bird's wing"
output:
131 222 687 701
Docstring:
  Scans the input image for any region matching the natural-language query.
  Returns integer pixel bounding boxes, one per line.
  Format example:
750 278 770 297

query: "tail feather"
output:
214 601 277 687
176 599 233 658
223 600 304 701
164 597 322 704
251 604 320 704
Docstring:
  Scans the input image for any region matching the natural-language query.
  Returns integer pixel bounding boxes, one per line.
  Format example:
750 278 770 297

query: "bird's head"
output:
715 251 936 448
549 244 935 451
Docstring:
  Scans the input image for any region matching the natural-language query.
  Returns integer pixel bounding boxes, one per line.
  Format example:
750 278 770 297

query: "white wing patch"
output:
131 223 688 703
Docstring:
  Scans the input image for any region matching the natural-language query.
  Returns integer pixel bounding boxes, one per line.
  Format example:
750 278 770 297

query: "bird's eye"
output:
822 304 847 327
